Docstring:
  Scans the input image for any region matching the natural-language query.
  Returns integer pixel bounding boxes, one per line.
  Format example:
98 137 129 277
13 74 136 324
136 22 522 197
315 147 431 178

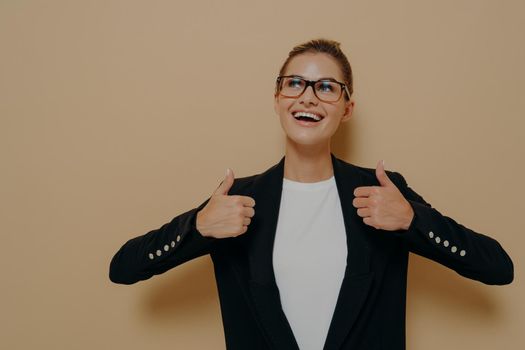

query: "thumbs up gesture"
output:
352 160 414 231
196 168 256 238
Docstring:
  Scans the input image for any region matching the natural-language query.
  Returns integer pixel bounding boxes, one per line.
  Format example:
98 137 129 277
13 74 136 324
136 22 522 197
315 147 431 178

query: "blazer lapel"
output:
248 154 300 349
246 153 374 350
322 154 375 350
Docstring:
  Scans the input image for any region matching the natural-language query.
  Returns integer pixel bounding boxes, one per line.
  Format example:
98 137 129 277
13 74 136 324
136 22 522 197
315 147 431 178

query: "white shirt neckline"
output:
283 175 335 191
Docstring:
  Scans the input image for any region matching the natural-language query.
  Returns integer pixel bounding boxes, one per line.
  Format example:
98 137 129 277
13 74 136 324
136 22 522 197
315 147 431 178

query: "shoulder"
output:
339 158 408 187
226 157 284 195
229 173 258 195
226 162 276 195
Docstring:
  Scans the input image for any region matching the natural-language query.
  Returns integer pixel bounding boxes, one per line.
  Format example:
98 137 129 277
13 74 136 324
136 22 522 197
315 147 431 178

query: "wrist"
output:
196 210 208 237
402 204 415 230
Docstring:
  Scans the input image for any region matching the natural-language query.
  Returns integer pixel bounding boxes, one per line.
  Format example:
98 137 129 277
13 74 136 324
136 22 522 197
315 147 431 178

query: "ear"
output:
273 94 279 115
341 99 354 123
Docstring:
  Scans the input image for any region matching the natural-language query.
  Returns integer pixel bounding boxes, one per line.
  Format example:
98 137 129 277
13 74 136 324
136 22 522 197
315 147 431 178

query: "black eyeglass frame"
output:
275 75 351 102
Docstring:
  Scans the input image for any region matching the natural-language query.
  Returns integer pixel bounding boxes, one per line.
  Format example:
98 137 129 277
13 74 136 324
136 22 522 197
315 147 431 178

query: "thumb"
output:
376 160 393 187
213 168 235 196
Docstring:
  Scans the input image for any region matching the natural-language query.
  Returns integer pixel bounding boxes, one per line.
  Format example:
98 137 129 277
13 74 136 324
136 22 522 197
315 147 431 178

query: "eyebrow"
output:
289 74 339 82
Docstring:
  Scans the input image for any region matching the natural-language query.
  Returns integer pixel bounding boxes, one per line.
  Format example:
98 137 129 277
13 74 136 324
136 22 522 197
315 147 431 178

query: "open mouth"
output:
292 111 324 123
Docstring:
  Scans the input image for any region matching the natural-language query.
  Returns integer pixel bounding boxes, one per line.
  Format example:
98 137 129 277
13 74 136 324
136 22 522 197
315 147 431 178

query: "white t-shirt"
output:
273 175 348 350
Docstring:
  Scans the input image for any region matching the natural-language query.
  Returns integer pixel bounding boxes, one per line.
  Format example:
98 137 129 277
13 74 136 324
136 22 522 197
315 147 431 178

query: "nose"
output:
298 84 319 106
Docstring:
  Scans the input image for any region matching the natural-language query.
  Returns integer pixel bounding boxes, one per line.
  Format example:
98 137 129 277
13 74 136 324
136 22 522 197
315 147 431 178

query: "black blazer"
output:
109 153 513 350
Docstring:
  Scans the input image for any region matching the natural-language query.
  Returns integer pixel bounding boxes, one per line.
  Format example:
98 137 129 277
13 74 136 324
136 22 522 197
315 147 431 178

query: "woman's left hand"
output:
352 160 414 231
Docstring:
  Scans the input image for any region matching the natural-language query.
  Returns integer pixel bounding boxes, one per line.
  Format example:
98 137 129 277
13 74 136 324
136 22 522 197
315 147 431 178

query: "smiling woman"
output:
109 38 514 350
273 44 355 158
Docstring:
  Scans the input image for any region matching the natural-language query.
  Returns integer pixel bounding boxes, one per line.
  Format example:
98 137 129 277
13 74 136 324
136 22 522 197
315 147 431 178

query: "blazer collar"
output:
246 153 374 350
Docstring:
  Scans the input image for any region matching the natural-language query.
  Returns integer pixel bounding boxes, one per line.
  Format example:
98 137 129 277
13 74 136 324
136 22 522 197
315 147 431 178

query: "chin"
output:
285 134 329 147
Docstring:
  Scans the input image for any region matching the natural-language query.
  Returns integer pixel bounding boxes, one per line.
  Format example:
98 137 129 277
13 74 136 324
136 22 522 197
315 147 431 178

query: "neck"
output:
283 141 333 183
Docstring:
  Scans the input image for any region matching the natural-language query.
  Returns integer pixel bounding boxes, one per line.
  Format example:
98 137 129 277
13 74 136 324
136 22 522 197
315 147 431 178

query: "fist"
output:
352 160 414 231
196 168 256 238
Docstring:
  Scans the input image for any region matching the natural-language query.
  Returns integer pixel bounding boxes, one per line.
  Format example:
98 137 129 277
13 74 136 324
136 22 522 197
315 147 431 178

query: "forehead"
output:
283 52 344 81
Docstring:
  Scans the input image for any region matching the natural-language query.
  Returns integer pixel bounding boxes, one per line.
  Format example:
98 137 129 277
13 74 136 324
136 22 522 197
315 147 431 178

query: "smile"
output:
292 111 324 123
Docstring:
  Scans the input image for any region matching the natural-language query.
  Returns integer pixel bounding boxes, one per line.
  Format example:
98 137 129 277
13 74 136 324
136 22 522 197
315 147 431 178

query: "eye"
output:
316 81 335 92
286 78 304 89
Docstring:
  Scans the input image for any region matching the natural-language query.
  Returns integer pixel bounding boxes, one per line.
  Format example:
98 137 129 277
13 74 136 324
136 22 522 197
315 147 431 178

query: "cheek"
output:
276 101 292 116
327 105 346 119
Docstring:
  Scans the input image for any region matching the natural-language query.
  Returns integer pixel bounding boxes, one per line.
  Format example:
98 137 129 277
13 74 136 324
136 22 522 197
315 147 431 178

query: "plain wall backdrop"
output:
1 0 523 349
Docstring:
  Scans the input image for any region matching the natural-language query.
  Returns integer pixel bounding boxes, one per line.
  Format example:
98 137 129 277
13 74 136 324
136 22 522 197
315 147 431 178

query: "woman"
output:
109 39 514 350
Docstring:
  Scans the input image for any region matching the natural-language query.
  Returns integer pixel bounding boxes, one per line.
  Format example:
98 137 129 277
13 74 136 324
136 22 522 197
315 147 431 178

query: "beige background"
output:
1 0 523 349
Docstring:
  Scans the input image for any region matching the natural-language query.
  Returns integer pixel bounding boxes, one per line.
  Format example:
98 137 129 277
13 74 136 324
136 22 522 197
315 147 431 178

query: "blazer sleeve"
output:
390 171 514 286
109 196 218 285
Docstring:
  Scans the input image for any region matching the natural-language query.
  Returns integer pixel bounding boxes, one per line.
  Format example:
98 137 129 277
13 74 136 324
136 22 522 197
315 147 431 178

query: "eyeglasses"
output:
275 75 350 103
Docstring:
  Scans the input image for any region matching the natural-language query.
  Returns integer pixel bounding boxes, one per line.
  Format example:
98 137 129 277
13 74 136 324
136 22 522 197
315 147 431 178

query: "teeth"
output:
293 111 323 121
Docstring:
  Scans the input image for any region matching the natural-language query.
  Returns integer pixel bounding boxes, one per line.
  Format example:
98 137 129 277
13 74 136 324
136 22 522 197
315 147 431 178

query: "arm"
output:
109 197 218 285
391 171 514 285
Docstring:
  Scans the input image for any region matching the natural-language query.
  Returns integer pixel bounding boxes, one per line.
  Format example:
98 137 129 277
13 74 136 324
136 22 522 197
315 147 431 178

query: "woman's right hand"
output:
196 168 256 238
